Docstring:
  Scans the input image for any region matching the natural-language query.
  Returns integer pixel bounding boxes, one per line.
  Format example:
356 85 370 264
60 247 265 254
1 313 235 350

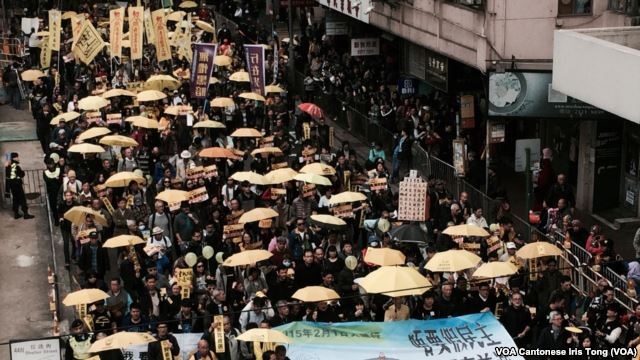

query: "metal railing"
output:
0 36 25 64
2 168 47 208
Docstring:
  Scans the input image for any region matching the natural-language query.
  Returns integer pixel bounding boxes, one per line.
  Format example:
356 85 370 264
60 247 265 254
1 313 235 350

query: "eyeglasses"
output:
297 222 305 226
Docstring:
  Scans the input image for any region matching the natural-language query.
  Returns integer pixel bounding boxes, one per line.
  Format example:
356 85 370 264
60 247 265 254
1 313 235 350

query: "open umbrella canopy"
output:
156 189 190 203
64 206 108 226
230 171 268 185
265 84 285 93
210 97 235 107
238 207 279 223
364 247 406 266
163 105 184 116
50 111 81 125
292 286 341 303
78 96 109 110
265 168 298 184
214 55 233 67
250 147 282 156
178 0 198 8
89 332 156 353
62 288 109 306
229 71 250 82
209 76 220 84
328 191 367 205
145 75 181 91
99 135 138 147
193 120 226 129
199 147 237 159
195 20 215 33
125 115 150 123
67 143 105 154
231 128 263 138
103 235 146 248
238 92 266 102
236 328 291 344
77 127 111 142
166 11 186 22
294 173 332 186
102 88 136 98
425 249 482 272
442 224 490 237
132 117 160 129
299 162 336 176
389 223 429 243
62 11 78 19
223 249 273 267
472 261 518 278
309 214 347 230
516 241 562 259
360 266 432 297
137 90 167 102
298 102 325 119
21 69 46 81
105 171 146 187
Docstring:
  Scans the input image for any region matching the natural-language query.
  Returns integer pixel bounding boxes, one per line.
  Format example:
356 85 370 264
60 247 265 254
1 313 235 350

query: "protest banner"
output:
128 6 144 60
109 8 124 58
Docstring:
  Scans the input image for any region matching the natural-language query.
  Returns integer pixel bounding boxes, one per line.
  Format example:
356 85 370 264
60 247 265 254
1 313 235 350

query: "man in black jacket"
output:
148 321 181 360
500 292 532 348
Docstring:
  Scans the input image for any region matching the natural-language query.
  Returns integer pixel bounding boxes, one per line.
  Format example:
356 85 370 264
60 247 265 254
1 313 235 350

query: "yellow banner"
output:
176 13 192 61
48 10 61 51
152 9 171 62
40 35 51 68
143 8 156 46
109 8 124 58
213 315 225 353
73 21 104 65
128 6 144 60
71 16 84 59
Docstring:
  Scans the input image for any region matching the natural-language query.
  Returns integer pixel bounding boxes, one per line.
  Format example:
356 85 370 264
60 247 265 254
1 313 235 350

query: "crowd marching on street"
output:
3 1 640 360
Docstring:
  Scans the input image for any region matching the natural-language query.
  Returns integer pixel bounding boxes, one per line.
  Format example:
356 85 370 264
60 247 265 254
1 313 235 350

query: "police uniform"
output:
65 333 92 360
5 153 32 219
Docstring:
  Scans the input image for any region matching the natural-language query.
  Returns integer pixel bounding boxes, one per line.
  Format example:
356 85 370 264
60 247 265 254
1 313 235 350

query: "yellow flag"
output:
72 21 104 64
71 15 84 59
128 6 144 60
151 9 171 62
176 13 192 61
109 8 124 58
144 8 156 46
48 10 61 51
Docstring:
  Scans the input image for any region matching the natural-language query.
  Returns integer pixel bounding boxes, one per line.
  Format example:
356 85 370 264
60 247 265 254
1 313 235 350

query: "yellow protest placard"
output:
128 6 144 60
73 21 104 65
49 10 61 51
152 9 171 62
109 8 124 58
40 36 51 68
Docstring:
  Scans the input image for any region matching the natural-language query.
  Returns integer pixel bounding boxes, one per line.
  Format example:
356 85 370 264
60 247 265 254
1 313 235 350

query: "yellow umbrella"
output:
360 266 432 297
145 74 181 91
103 235 146 248
472 261 518 278
156 189 190 203
199 147 238 159
166 11 186 22
214 55 232 67
178 0 198 7
193 120 226 129
102 88 136 98
36 31 49 37
292 286 340 303
223 249 273 267
265 168 298 184
62 11 78 20
229 71 250 82
62 288 109 306
424 249 481 272
163 105 182 116
209 77 220 84
89 332 156 353
442 224 490 237
125 115 152 123
293 173 332 186
105 172 146 187
195 20 215 33
50 111 81 125
238 207 279 224
238 92 266 102
132 117 160 129
364 247 406 266
309 214 346 230
63 206 108 226
77 127 111 142
231 171 268 185
328 191 367 205
230 128 263 138
250 147 282 156
20 69 46 82
137 90 167 102
78 96 109 110
236 328 291 344
300 162 336 176
99 135 139 147
67 143 105 154
265 84 285 93
210 97 235 107
516 242 562 259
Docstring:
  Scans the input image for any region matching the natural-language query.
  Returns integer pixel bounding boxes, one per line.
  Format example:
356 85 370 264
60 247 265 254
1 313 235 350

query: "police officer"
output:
64 319 93 360
5 152 34 219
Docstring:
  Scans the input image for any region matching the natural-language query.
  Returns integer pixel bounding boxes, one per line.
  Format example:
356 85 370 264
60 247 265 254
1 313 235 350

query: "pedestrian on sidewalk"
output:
4 152 34 219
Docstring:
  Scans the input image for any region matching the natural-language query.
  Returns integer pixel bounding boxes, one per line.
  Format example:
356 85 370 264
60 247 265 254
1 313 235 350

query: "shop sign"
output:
425 48 448 92
318 0 371 23
351 38 379 57
397 77 418 96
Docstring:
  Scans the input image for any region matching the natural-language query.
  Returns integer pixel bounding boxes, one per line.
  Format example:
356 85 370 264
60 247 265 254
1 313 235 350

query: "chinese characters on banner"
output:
350 38 379 56
321 0 371 23
244 44 266 96
128 6 144 60
189 44 217 98
176 13 193 61
40 34 51 68
143 9 156 46
152 9 171 62
398 174 428 221
72 21 104 64
109 8 124 58
71 16 84 58
48 10 61 51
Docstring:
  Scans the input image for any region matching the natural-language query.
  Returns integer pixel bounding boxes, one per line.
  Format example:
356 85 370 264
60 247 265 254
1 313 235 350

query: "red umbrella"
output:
298 103 325 119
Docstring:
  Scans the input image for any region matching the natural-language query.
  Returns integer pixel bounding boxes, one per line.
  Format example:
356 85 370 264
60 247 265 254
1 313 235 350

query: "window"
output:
608 0 640 16
558 0 592 16
444 0 485 11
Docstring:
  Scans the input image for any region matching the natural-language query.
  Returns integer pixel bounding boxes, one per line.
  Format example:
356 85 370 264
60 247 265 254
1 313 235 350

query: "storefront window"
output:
608 0 640 16
558 0 592 16
444 0 485 11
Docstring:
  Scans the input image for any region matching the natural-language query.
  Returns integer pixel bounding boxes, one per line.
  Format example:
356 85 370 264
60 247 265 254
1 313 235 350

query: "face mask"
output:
138 225 145 231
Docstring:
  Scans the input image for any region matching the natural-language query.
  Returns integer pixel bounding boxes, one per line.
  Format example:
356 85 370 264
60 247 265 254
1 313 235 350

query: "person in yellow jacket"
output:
188 339 218 360
64 319 93 360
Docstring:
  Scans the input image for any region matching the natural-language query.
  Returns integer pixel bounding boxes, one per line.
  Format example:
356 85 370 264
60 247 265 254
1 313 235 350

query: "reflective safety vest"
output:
69 336 92 360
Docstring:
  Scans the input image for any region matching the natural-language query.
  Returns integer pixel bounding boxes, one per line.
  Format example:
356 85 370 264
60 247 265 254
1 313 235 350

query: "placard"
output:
460 95 475 129
143 9 156 46
260 136 274 148
398 176 427 222
85 111 102 124
109 8 124 58
127 81 144 93
332 203 353 218
49 10 61 51
213 315 225 352
489 122 506 144
245 44 266 96
487 236 502 254
106 113 122 125
188 186 209 203
73 21 104 65
128 6 144 60
223 223 244 240
175 268 193 287
452 139 466 177
101 197 115 215
190 44 217 98
462 242 481 251
203 165 218 179
270 188 286 196
160 340 172 360
302 184 316 198
271 162 288 170
369 177 388 191
186 166 204 180
152 9 171 62
76 229 92 245
10 338 61 360
93 184 107 198
350 38 379 57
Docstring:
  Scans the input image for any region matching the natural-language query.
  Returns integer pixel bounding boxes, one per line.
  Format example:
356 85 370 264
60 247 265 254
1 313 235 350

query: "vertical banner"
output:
175 13 192 61
71 16 84 59
40 35 51 68
143 9 156 46
244 44 265 96
190 44 217 98
272 41 279 83
72 21 105 65
48 10 61 51
152 9 171 62
109 8 124 58
128 6 144 60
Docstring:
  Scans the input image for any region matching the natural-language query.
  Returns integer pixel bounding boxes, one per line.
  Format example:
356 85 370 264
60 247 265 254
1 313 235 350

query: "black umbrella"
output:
389 223 429 243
